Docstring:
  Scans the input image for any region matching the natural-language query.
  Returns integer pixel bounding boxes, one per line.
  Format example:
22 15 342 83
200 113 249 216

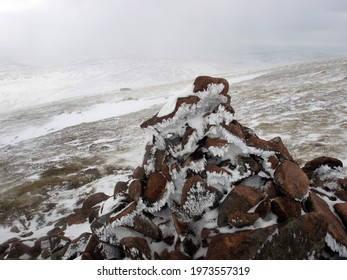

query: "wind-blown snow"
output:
0 96 167 147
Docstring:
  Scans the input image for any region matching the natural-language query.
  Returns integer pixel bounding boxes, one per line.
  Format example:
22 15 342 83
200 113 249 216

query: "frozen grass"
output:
0 157 103 225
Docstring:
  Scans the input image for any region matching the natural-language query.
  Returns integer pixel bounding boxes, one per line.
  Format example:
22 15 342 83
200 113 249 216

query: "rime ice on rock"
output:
1 75 346 259
88 75 347 260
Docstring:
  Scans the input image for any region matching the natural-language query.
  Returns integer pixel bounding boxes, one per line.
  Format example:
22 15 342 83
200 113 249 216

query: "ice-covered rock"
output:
87 75 347 260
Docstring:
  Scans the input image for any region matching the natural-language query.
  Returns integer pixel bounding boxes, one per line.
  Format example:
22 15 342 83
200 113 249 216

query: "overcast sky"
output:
1 0 347 63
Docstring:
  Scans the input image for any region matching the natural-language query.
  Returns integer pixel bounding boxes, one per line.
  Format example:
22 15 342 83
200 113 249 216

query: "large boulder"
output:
274 160 309 200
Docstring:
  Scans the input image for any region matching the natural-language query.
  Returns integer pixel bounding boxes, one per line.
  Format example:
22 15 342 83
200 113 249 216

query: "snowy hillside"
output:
0 58 246 114
0 57 346 259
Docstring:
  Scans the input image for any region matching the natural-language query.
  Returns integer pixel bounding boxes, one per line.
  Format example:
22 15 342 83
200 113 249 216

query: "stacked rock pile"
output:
90 76 347 259
1 76 346 259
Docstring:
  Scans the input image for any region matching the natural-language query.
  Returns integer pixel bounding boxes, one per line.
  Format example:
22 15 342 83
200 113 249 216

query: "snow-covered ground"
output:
0 56 346 245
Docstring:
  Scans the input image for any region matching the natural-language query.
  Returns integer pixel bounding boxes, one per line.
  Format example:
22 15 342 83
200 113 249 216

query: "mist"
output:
1 0 347 64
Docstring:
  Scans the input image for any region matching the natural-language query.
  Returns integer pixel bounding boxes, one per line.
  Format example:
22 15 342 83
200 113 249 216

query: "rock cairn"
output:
2 76 347 260
90 76 347 260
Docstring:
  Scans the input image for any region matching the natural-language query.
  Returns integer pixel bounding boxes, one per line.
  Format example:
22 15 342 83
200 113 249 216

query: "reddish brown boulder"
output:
254 213 328 259
271 197 302 223
140 95 200 128
218 102 235 115
335 189 347 201
143 172 167 204
133 166 146 180
161 163 172 181
228 211 259 228
181 175 222 219
204 137 228 148
206 213 327 259
128 179 143 201
255 199 272 218
113 181 128 197
274 160 309 200
265 181 279 199
181 175 206 203
120 237 151 260
83 233 99 259
221 120 246 140
47 226 65 237
7 241 40 259
305 192 347 248
142 143 155 166
236 155 261 175
109 201 137 224
337 178 347 191
218 184 265 227
153 149 167 172
248 136 292 160
62 232 93 260
334 203 347 229
132 214 161 240
82 192 110 210
205 227 275 259
171 209 190 235
268 155 280 169
200 228 219 240
66 209 93 226
193 76 230 99
181 125 197 147
302 156 343 179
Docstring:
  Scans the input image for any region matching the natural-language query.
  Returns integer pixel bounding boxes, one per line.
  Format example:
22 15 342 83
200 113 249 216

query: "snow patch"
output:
325 233 347 258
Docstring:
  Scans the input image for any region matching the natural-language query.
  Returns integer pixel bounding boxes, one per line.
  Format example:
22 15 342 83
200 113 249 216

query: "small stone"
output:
10 226 20 233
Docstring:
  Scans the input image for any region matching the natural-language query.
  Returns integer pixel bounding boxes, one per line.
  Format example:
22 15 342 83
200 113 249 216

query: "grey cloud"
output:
0 0 346 63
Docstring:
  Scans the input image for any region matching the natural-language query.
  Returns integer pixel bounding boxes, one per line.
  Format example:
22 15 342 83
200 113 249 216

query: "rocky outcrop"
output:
87 75 347 260
1 75 346 260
